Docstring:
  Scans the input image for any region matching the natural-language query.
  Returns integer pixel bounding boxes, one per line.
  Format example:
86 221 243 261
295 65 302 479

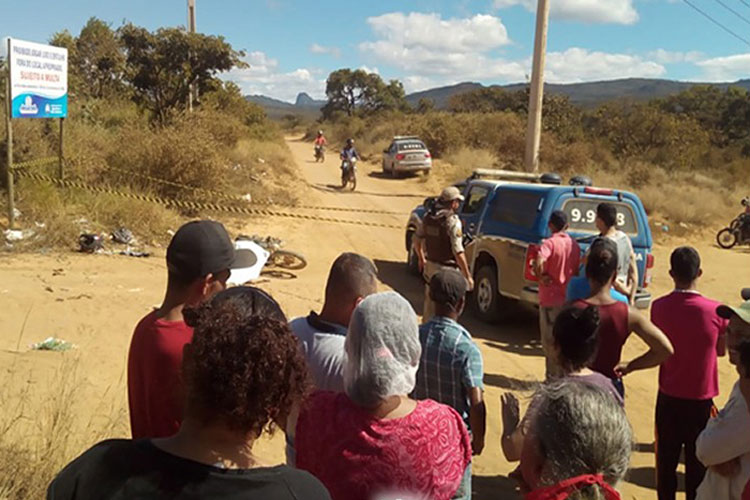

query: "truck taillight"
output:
525 244 540 282
395 153 405 161
644 253 654 288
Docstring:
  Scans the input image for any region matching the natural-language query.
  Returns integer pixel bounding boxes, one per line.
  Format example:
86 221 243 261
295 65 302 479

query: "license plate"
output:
407 154 420 160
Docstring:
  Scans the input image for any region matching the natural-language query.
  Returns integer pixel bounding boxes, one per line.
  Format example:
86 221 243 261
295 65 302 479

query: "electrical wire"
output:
714 0 750 26
683 0 750 47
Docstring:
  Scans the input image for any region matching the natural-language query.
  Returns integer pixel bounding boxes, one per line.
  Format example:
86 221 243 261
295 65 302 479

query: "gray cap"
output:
429 268 467 308
439 186 465 203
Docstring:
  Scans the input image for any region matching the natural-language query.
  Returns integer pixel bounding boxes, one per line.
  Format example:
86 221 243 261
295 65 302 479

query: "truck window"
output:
398 141 426 151
462 187 490 215
491 190 543 228
562 199 638 235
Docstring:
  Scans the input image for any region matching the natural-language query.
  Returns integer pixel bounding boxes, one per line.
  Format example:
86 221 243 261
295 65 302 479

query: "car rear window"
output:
492 190 543 228
562 199 638 235
398 141 426 151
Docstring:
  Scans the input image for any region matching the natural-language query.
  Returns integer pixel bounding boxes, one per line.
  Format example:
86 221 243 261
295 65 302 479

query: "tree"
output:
415 98 435 114
49 29 83 97
201 81 266 127
118 24 245 124
75 18 126 99
322 69 408 119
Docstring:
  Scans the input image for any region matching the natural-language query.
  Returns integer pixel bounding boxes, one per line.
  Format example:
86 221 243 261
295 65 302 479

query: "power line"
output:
714 0 750 26
739 0 750 11
683 0 750 47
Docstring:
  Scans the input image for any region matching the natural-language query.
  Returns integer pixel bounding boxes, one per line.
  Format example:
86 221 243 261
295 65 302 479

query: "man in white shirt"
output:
289 253 378 392
695 299 750 500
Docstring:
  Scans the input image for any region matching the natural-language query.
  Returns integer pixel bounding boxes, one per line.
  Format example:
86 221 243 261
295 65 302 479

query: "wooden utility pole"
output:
5 38 15 229
187 0 197 112
524 0 550 173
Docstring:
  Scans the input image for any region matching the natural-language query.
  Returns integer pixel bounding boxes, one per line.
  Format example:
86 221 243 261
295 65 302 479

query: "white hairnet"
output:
343 292 421 407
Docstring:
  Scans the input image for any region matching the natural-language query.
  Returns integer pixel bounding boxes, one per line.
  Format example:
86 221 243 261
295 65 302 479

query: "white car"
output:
382 136 432 177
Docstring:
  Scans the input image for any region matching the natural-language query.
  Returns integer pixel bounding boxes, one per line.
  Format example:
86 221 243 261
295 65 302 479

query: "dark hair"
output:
739 340 750 379
182 287 308 435
586 238 619 286
670 246 701 284
596 203 618 228
553 306 601 371
325 253 378 303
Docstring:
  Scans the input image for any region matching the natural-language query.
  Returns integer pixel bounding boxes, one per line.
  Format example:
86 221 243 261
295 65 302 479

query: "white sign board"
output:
9 38 68 118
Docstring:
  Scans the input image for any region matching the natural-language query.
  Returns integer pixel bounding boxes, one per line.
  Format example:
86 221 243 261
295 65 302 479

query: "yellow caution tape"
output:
10 157 60 171
16 171 404 230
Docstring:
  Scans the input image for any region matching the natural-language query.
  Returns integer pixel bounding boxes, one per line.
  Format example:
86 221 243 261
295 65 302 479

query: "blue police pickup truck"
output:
405 169 654 322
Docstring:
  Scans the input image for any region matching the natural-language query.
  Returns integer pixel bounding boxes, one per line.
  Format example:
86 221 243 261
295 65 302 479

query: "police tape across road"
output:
14 170 405 230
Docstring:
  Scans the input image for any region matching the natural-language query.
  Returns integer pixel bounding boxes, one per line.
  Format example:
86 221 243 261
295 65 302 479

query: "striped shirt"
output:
413 316 484 429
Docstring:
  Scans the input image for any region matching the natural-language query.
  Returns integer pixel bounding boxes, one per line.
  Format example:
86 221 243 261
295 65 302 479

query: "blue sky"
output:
1 0 749 101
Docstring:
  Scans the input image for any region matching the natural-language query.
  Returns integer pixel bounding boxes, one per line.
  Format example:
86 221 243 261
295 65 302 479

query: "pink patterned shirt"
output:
295 391 471 500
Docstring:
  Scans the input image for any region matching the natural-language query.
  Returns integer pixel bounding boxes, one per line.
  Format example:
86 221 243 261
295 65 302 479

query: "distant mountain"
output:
295 92 326 108
408 78 750 109
249 78 750 119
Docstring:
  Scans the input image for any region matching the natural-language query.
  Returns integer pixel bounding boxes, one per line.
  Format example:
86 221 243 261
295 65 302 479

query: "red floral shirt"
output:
295 391 471 500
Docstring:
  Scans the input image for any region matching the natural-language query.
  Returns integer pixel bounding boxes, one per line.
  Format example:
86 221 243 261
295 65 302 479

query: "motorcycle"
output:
314 145 325 162
341 158 357 191
717 213 750 249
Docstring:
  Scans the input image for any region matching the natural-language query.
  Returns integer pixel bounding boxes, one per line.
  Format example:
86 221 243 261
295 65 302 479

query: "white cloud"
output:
493 0 639 25
360 12 524 91
695 53 750 82
358 65 380 75
646 49 704 64
309 43 341 58
224 51 325 102
544 48 666 82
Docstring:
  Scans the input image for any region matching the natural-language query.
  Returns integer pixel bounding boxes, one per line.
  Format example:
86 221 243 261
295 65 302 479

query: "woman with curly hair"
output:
48 286 331 500
291 291 471 500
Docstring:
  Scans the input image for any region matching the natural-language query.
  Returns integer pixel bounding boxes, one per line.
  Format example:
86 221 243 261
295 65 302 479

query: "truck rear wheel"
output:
474 265 502 323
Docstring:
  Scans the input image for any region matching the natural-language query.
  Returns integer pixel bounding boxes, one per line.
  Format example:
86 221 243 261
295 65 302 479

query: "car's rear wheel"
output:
474 265 502 323
390 163 399 178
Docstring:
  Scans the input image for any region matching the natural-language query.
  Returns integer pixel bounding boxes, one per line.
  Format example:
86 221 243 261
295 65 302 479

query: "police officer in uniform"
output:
414 186 474 320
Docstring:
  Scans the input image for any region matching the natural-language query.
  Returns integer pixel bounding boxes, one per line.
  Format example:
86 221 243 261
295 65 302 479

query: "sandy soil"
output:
1 137 748 499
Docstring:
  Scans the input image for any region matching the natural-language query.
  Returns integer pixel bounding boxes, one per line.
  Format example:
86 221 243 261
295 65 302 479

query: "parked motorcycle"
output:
717 213 750 249
341 158 357 191
314 145 325 162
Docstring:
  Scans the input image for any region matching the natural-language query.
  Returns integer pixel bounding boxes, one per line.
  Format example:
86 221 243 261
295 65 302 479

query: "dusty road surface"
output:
1 136 748 499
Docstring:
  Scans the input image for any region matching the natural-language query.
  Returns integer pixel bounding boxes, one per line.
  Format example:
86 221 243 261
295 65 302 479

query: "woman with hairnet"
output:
293 292 471 500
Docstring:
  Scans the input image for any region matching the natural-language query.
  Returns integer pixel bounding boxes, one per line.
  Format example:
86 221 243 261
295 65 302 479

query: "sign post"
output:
5 37 68 227
5 38 14 228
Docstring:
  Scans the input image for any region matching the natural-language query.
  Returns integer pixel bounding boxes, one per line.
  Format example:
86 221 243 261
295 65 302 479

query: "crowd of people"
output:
44 209 750 500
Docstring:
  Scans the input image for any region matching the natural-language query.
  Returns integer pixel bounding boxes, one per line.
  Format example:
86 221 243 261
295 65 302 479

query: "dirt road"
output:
1 136 748 499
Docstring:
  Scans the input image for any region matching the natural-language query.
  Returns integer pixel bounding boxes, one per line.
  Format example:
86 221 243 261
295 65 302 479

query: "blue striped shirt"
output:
413 316 484 429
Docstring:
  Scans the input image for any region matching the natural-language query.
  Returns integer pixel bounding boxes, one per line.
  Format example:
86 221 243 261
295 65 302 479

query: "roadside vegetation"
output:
311 69 750 235
0 18 299 251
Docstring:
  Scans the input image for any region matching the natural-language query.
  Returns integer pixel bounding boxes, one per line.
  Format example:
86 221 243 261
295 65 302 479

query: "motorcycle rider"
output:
414 186 474 321
314 130 327 156
340 138 359 180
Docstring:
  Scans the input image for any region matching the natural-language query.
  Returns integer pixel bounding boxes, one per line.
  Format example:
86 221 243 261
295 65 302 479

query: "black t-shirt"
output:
47 439 331 500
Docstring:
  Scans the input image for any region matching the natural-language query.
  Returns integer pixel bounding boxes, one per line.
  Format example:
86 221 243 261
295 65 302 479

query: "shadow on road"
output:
308 182 425 199
473 474 519 500
374 258 542 357
627 466 675 492
484 373 540 392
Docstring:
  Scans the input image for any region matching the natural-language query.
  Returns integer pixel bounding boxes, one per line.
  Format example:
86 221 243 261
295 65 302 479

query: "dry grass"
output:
0 356 127 499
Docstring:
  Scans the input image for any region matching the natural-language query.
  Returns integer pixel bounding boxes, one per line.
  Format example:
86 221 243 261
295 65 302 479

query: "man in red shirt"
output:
534 210 580 379
127 220 245 439
651 246 728 500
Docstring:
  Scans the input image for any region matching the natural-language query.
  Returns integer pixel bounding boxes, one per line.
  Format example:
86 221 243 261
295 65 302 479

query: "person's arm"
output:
627 250 638 304
469 388 486 455
501 393 525 462
615 309 674 376
456 252 474 291
414 235 426 273
696 384 750 467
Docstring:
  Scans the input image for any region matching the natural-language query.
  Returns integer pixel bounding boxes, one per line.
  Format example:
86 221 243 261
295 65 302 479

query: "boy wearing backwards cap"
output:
534 210 581 379
413 268 486 499
127 220 251 439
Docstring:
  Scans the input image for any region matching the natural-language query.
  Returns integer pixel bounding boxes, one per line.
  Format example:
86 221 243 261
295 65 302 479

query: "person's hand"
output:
539 274 552 286
471 435 485 456
418 257 425 273
614 361 631 378
466 276 475 292
509 465 529 494
501 393 520 434
712 457 741 477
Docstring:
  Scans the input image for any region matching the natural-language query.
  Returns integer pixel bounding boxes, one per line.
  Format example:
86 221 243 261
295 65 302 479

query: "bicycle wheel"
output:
270 250 307 270
717 228 737 249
